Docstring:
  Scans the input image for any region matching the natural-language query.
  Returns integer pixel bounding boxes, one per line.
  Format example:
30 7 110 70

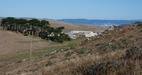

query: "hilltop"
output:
0 23 141 75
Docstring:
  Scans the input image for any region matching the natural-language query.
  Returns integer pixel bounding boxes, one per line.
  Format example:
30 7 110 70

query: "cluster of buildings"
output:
67 25 114 39
67 31 98 39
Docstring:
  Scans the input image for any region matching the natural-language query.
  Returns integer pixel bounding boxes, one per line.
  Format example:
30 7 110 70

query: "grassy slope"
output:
0 28 59 56
41 24 142 75
0 19 105 56
1 24 141 75
0 19 107 74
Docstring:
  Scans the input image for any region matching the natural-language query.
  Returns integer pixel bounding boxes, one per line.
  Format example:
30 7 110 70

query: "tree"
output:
1 18 8 29
0 17 71 43
40 20 50 31
1 17 16 30
29 19 40 35
56 26 64 33
17 19 28 33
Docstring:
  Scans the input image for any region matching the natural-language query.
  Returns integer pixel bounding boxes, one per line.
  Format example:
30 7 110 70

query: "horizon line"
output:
0 16 142 21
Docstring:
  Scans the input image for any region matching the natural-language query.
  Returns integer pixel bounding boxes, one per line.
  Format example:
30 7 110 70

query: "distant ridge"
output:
0 17 107 32
58 19 142 26
1 17 141 26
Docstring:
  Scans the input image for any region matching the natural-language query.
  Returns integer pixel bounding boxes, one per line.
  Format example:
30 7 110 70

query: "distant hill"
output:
58 19 142 26
48 20 107 32
0 18 107 32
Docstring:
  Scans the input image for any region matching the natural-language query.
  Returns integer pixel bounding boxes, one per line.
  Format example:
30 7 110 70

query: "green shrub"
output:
97 42 118 54
80 61 120 75
125 46 141 59
50 33 71 43
77 48 91 55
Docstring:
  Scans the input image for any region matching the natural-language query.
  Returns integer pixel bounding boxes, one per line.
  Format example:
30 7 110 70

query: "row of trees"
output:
0 17 71 43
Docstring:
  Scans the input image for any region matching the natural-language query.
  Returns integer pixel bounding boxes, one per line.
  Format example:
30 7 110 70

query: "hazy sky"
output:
0 0 142 20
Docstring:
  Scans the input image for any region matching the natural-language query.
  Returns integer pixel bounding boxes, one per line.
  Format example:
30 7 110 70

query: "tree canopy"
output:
0 17 71 43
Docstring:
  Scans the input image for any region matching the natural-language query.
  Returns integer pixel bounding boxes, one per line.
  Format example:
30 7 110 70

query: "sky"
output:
0 0 142 20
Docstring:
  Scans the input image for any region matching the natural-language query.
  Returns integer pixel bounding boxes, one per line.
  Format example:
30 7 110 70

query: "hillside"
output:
0 23 141 75
0 19 105 56
0 18 106 32
0 27 59 56
48 20 106 32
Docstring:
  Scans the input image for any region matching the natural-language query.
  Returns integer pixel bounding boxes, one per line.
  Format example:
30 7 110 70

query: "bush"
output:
97 42 118 54
125 46 141 59
135 22 142 27
97 43 109 54
76 48 91 55
50 33 71 43
80 61 120 75
39 31 48 39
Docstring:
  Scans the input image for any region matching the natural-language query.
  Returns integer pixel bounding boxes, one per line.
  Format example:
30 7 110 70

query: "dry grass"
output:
0 24 142 75
41 24 142 75
43 50 124 75
0 29 59 56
